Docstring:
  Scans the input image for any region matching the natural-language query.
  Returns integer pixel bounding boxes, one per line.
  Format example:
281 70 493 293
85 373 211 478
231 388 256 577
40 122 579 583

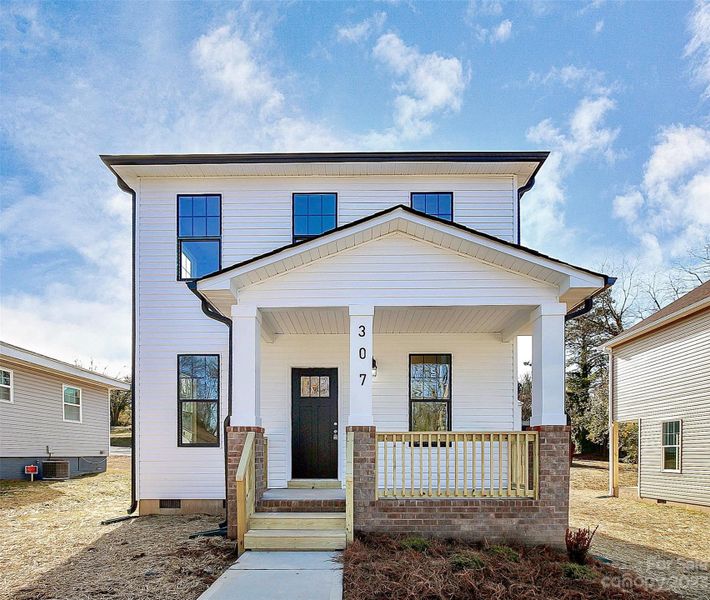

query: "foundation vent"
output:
159 499 181 509
42 460 70 480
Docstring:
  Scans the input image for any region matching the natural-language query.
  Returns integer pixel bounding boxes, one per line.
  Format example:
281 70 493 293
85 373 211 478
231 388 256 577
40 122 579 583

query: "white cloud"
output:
522 92 619 251
193 23 284 117
337 11 387 43
466 0 503 18
685 0 710 98
473 19 513 44
372 32 468 139
594 19 604 34
528 64 614 95
612 125 710 264
0 1 60 52
490 19 512 43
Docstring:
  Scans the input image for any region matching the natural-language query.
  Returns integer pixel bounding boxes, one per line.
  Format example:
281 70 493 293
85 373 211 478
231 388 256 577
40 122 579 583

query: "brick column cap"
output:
346 425 376 432
531 425 570 432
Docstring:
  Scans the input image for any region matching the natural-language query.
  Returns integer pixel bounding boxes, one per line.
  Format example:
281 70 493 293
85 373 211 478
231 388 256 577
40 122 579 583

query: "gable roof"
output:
605 280 710 349
0 341 130 390
196 205 612 314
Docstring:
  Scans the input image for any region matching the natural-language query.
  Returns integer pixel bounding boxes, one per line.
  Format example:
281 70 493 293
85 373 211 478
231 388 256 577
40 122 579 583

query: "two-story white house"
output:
103 151 612 552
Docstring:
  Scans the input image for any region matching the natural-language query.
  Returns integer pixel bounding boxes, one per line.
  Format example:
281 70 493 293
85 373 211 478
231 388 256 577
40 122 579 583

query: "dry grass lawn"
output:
570 459 710 600
0 457 235 600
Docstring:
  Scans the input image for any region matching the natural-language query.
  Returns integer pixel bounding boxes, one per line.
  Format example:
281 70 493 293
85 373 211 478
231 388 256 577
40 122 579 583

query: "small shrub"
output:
565 525 599 565
450 552 485 572
488 545 520 562
562 562 595 580
400 536 429 552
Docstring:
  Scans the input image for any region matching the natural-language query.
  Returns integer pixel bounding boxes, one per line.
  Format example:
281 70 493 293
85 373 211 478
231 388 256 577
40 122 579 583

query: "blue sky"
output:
1 0 709 374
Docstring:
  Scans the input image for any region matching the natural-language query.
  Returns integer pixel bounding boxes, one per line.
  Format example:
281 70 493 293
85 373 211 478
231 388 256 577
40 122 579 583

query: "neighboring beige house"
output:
0 341 130 480
605 281 710 508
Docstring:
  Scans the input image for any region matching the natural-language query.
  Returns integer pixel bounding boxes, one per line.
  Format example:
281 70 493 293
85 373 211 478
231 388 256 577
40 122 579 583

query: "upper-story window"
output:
293 193 337 242
177 194 221 280
411 193 453 222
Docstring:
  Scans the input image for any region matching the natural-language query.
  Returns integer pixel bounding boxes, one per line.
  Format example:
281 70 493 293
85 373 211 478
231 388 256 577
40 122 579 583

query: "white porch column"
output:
348 305 374 426
530 303 567 426
231 304 261 427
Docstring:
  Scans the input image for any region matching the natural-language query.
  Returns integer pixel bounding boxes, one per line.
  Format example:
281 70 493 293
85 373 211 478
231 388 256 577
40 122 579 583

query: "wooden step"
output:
250 512 345 530
287 479 342 489
244 528 346 551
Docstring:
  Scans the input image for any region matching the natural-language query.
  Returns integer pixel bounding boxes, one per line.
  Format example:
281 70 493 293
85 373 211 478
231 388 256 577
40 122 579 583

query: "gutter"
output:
103 162 139 515
186 282 233 515
565 276 617 322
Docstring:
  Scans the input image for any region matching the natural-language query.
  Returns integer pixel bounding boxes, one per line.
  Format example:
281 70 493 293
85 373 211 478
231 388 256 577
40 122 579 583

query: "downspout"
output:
516 176 536 244
186 282 233 516
104 165 139 515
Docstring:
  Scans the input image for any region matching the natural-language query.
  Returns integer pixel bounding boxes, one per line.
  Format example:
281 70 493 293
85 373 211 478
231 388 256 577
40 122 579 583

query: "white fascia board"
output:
198 208 606 294
603 296 710 350
0 343 130 390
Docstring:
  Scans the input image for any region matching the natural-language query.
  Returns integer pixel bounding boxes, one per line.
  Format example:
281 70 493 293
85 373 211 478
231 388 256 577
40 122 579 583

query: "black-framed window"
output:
409 354 451 432
293 193 337 242
177 194 221 280
178 354 220 447
411 193 453 221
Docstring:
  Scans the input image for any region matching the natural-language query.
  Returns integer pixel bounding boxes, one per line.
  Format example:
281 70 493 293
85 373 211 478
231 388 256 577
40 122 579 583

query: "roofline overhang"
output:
604 295 710 351
100 150 549 167
0 342 130 390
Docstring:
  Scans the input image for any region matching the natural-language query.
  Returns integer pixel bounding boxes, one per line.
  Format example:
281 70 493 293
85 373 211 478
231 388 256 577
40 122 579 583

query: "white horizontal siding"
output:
239 233 557 308
261 332 515 489
0 362 109 457
612 309 710 506
135 173 520 499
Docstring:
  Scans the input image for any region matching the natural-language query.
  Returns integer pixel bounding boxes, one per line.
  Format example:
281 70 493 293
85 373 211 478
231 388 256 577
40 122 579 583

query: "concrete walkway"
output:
197 551 343 600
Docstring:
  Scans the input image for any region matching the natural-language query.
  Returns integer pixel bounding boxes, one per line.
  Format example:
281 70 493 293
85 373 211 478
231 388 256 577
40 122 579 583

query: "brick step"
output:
256 498 346 512
244 528 346 551
250 512 345 530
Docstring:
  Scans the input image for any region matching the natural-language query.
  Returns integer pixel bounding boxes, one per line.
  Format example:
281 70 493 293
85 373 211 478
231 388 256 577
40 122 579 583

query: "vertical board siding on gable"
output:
612 309 710 506
261 333 514 489
0 362 109 457
135 174 517 499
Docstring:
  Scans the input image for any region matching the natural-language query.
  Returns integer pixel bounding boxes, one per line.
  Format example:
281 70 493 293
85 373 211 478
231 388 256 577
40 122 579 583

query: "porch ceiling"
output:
261 306 533 336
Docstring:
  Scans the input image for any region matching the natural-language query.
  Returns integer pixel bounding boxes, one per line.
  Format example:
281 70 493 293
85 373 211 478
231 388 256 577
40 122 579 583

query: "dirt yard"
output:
570 459 710 600
0 457 235 600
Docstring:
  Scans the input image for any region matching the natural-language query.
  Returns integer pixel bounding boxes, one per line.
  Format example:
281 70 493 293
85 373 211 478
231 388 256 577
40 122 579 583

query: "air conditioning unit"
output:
42 460 70 480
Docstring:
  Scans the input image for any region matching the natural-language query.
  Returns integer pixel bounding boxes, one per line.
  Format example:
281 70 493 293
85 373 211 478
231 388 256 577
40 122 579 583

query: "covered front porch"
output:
194 206 609 549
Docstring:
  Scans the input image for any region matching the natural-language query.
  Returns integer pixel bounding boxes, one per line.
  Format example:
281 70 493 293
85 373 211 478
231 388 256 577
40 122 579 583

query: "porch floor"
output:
262 488 345 501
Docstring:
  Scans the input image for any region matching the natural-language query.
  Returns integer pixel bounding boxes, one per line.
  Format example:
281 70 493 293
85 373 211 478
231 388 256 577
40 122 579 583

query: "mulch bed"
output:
343 534 679 600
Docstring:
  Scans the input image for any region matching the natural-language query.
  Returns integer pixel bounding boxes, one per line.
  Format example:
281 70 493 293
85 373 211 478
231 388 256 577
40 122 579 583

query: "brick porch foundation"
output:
348 425 571 548
226 426 266 540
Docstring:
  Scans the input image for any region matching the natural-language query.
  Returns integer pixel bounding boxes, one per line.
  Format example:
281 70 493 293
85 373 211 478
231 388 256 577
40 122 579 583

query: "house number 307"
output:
358 324 367 385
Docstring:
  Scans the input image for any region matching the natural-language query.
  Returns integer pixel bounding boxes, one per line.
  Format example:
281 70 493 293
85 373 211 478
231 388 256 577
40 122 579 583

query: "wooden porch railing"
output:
376 431 538 499
235 431 256 555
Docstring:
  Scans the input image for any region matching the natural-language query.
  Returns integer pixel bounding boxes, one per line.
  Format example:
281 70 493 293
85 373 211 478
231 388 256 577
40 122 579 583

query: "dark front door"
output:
292 368 338 479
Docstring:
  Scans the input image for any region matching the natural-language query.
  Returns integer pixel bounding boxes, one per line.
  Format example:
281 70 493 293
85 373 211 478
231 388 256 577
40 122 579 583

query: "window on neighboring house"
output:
661 420 682 472
293 193 337 242
411 193 453 221
409 354 452 432
178 354 219 446
63 385 82 422
177 194 221 280
0 369 13 403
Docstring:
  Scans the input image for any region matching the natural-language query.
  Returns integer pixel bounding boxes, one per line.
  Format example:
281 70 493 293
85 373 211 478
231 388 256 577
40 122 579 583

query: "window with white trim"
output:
63 385 82 422
661 420 681 472
0 369 13 403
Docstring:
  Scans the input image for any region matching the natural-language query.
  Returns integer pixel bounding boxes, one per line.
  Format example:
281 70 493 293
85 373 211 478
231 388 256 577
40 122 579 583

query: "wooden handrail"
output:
375 431 538 500
235 432 256 555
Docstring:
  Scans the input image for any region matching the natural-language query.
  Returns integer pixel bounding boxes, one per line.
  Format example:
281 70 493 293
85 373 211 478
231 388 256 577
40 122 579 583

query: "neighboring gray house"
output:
0 341 130 480
605 281 710 508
